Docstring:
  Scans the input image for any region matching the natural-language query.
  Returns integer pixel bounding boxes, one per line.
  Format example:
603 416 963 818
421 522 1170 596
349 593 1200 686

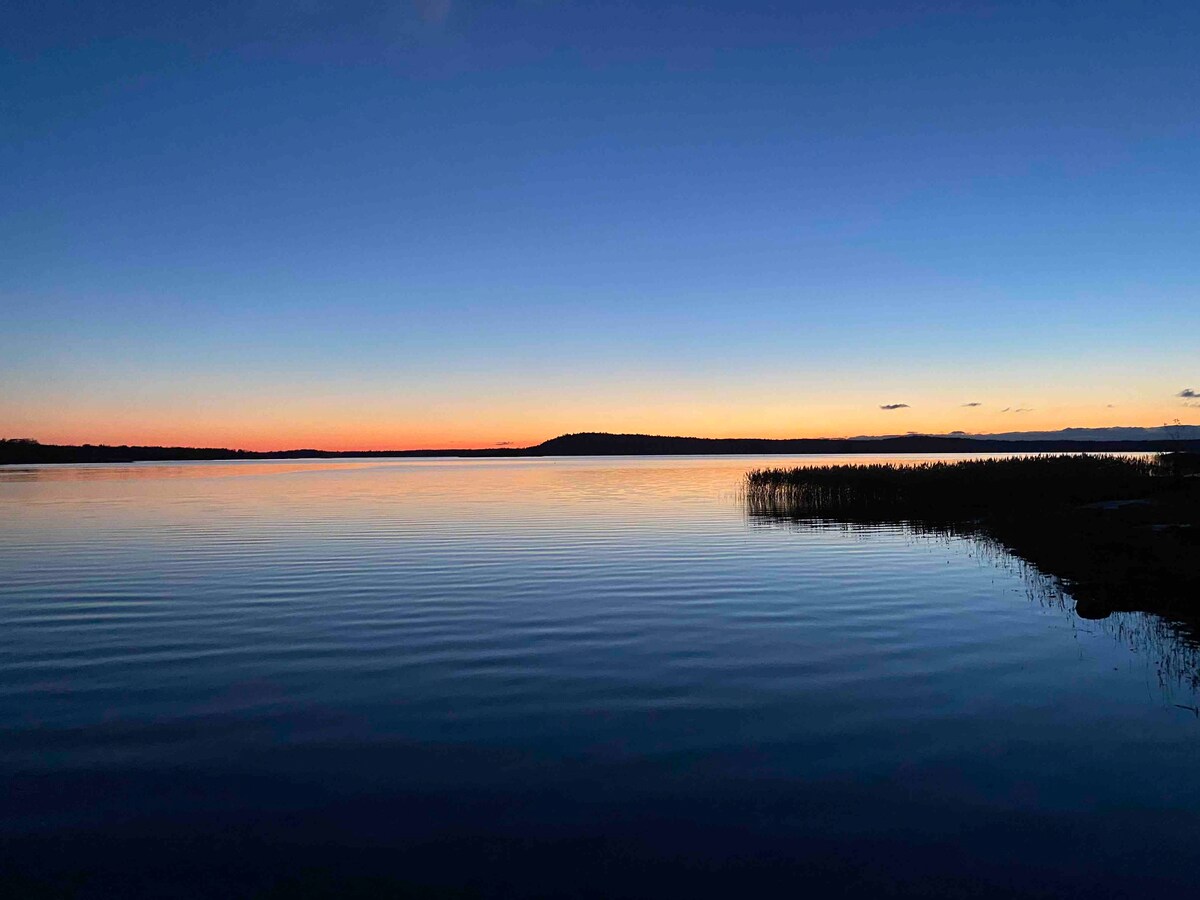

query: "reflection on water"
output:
748 514 1200 707
2 456 1199 898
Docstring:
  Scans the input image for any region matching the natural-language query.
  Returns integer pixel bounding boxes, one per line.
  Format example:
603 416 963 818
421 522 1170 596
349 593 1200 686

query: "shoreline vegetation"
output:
4 431 1200 465
745 453 1200 626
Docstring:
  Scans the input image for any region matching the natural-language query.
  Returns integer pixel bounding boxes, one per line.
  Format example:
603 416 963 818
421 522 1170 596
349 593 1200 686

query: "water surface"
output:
2 456 1198 897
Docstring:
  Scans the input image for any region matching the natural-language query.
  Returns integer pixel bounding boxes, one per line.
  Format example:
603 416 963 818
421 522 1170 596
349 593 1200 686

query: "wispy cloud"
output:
1000 407 1033 413
494 440 513 446
1180 388 1197 398
879 403 909 410
961 402 982 407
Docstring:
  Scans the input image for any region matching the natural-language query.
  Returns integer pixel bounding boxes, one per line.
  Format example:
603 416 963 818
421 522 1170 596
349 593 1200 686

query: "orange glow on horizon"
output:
9 399 1196 452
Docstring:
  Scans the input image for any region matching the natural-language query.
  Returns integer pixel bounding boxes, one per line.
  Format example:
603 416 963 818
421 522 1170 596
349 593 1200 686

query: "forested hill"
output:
4 432 1200 465
528 432 1200 455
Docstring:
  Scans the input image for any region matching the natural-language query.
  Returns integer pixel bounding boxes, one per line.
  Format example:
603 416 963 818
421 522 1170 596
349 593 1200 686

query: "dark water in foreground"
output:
2 456 1198 898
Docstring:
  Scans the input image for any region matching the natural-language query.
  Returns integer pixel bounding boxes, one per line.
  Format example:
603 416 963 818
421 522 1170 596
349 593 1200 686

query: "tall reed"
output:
745 454 1162 521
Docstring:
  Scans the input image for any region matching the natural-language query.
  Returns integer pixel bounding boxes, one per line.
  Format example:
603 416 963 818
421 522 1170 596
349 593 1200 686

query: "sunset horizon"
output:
4 2 1199 897
4 3 1196 454
10 403 1198 453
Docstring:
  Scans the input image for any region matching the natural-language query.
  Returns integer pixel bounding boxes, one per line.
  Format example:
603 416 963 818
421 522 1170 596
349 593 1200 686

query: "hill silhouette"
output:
530 432 1200 455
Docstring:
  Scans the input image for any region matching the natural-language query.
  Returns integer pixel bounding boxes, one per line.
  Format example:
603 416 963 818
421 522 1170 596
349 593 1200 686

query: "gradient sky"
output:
2 0 1197 450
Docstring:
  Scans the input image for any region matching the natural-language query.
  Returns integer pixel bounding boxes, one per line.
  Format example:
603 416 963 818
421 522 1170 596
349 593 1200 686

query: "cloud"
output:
1180 388 1197 398
961 402 982 407
1106 404 1116 408
1000 407 1033 413
879 403 909 410
494 440 513 446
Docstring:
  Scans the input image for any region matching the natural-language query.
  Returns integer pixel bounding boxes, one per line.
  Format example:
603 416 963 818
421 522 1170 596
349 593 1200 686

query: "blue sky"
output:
2 1 1197 447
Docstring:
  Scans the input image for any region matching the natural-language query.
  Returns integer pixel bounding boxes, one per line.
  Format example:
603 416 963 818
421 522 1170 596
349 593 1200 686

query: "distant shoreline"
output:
4 432 1200 465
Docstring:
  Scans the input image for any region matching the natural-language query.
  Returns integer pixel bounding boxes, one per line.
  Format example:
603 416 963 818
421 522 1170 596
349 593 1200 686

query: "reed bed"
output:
745 454 1163 521
744 453 1200 622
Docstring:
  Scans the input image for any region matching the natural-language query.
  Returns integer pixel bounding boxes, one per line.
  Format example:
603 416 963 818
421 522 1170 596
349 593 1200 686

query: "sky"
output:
1 0 1197 450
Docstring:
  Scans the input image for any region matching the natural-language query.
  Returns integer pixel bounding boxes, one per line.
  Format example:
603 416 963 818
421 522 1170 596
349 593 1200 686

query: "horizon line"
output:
4 423 1199 459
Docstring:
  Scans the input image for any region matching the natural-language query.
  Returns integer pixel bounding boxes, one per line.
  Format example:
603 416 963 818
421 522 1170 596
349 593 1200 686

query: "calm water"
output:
2 456 1198 898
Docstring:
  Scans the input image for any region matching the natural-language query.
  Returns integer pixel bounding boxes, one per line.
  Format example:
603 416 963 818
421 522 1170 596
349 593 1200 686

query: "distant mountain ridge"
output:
4 428 1199 465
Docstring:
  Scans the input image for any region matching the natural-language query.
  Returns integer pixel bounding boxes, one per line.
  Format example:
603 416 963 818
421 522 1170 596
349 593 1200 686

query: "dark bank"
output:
745 453 1200 625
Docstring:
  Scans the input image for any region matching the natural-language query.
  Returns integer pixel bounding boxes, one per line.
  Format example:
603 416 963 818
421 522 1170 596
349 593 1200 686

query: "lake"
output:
2 455 1198 898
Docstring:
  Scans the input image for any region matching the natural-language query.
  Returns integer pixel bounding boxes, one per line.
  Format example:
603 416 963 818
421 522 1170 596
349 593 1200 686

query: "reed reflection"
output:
744 454 1200 706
